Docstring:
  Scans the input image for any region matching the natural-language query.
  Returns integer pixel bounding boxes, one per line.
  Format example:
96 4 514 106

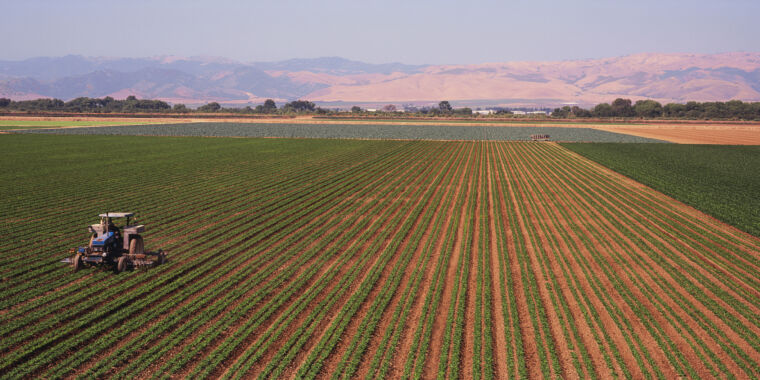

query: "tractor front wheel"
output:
117 256 128 273
73 253 82 272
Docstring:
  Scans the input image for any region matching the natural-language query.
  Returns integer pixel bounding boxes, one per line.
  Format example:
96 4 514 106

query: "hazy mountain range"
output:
1 53 759 107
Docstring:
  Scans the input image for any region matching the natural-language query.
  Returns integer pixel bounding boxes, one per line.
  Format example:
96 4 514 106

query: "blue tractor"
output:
64 212 166 272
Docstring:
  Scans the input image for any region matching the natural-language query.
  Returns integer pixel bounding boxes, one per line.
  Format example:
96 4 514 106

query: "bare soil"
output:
593 125 760 144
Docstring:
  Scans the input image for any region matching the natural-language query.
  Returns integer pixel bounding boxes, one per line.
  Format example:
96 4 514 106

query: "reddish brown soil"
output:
561 146 760 331
380 143 470 378
210 144 444 379
461 143 482 380
484 143 509 379
532 143 756 376
422 144 476 379
9 141 760 378
275 146 452 380
493 143 543 379
351 143 467 379
514 143 676 378
315 143 461 379
29 147 410 377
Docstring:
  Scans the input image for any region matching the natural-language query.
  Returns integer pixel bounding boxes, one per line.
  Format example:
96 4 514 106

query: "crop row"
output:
1 135 758 378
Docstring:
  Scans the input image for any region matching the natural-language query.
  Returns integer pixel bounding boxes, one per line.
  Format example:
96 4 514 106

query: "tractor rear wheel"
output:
117 256 128 273
73 253 82 272
129 236 144 255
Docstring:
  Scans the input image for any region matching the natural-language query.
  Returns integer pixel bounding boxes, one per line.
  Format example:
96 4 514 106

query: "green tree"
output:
351 106 362 113
262 99 277 113
456 107 473 116
173 104 189 113
611 98 634 117
197 102 221 112
593 103 614 117
663 103 686 118
283 100 316 113
725 100 748 119
633 100 663 118
551 106 572 118
438 101 452 113
571 106 592 117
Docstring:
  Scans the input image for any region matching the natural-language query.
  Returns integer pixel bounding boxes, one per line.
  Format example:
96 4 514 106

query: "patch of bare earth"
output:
594 125 760 144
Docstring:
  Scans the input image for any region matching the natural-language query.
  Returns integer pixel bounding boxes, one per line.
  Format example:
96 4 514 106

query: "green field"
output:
0 120 161 130
2 134 758 378
18 122 665 142
316 117 640 126
561 143 760 237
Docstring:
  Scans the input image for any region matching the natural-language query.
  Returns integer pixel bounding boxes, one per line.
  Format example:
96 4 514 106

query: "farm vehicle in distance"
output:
62 212 166 273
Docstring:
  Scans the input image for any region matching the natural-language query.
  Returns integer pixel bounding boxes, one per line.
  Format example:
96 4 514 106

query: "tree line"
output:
0 96 322 115
2 95 760 120
0 96 171 113
551 98 760 120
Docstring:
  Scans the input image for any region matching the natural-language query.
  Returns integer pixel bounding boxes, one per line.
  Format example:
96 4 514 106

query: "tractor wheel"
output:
117 256 128 273
129 236 144 255
73 253 82 272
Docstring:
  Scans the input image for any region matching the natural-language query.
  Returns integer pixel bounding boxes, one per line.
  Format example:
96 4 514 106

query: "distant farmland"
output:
17 122 666 142
1 134 757 378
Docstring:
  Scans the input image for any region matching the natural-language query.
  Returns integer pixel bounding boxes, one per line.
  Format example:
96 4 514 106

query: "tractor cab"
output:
87 212 143 252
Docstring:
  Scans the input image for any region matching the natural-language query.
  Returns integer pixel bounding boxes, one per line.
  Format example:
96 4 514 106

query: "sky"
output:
2 0 759 65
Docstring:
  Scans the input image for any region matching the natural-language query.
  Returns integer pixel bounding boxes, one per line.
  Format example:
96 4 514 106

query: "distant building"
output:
473 110 495 115
512 110 527 115
366 108 377 112
527 110 548 115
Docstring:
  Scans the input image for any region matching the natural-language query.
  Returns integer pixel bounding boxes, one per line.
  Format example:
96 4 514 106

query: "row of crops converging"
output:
0 134 758 379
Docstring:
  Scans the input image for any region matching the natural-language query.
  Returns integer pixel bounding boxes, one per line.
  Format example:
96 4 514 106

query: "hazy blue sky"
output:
2 0 759 64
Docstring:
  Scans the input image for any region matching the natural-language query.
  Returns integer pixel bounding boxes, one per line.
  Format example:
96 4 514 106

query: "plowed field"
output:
1 134 758 379
593 125 760 144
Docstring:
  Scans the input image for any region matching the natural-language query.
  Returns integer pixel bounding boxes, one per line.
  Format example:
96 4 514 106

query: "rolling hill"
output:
1 53 759 107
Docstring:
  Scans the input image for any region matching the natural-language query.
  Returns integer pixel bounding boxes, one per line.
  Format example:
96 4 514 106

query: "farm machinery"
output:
62 212 166 272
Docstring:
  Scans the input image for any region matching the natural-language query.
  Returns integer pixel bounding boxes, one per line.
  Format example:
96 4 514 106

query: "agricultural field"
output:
314 117 641 126
590 125 760 145
562 143 760 237
0 119 164 130
1 134 758 378
17 122 665 142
